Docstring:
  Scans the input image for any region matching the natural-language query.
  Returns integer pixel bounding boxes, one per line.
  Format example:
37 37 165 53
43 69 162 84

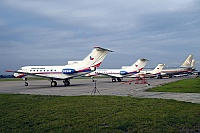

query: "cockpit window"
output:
19 68 22 70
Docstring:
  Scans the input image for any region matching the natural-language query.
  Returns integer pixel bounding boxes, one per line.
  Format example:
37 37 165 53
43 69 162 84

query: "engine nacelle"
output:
120 71 128 75
90 67 96 71
62 69 76 74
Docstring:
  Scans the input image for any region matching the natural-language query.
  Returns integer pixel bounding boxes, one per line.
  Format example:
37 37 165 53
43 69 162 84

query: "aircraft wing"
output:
6 70 79 80
6 70 52 78
97 72 125 78
98 73 141 78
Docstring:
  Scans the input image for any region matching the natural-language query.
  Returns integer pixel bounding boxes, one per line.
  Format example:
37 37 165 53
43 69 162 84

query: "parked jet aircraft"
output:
6 47 113 87
180 54 193 67
161 54 194 78
87 58 148 82
129 64 165 79
189 59 196 73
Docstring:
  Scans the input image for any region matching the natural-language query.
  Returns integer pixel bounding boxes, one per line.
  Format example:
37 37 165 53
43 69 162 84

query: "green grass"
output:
0 94 200 132
147 77 200 93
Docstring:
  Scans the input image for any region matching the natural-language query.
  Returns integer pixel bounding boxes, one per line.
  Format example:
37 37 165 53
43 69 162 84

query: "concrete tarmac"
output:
0 76 199 104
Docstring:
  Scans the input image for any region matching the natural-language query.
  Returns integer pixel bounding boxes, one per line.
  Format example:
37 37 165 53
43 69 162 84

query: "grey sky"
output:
0 0 199 74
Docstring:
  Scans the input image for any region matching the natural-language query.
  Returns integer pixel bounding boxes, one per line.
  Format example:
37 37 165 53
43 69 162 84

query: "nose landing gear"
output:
23 78 28 86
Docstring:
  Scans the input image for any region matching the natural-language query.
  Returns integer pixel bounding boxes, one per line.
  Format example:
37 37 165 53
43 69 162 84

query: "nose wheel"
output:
25 82 28 86
23 78 28 86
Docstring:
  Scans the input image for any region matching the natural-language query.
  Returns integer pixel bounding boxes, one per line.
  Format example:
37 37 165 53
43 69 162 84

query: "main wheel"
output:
51 81 57 87
157 75 162 79
112 78 116 82
117 78 122 82
63 80 70 86
168 75 173 78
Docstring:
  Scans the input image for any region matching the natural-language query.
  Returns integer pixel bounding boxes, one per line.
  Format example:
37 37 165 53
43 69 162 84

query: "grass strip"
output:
0 94 200 132
147 77 200 93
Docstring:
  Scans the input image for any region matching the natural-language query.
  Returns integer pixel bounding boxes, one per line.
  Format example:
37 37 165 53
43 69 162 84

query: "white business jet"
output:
161 54 194 78
6 47 113 87
129 64 165 79
87 58 148 82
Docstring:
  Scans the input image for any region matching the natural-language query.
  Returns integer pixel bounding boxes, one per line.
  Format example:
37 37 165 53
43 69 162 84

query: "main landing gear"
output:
23 78 70 87
112 77 122 82
157 75 163 79
50 79 70 87
51 80 57 87
63 79 70 86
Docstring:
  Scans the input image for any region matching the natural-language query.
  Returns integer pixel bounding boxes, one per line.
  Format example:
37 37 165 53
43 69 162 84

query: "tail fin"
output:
81 46 113 67
180 54 193 67
152 64 165 74
125 58 148 72
191 59 195 68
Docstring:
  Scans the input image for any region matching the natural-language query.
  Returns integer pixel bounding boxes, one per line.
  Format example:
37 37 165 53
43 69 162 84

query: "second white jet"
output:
87 58 148 82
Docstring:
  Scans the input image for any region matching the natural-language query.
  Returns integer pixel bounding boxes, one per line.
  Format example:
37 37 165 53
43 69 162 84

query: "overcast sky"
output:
0 0 200 74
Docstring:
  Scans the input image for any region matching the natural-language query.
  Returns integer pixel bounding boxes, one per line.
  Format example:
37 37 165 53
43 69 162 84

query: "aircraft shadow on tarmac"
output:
22 83 95 89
